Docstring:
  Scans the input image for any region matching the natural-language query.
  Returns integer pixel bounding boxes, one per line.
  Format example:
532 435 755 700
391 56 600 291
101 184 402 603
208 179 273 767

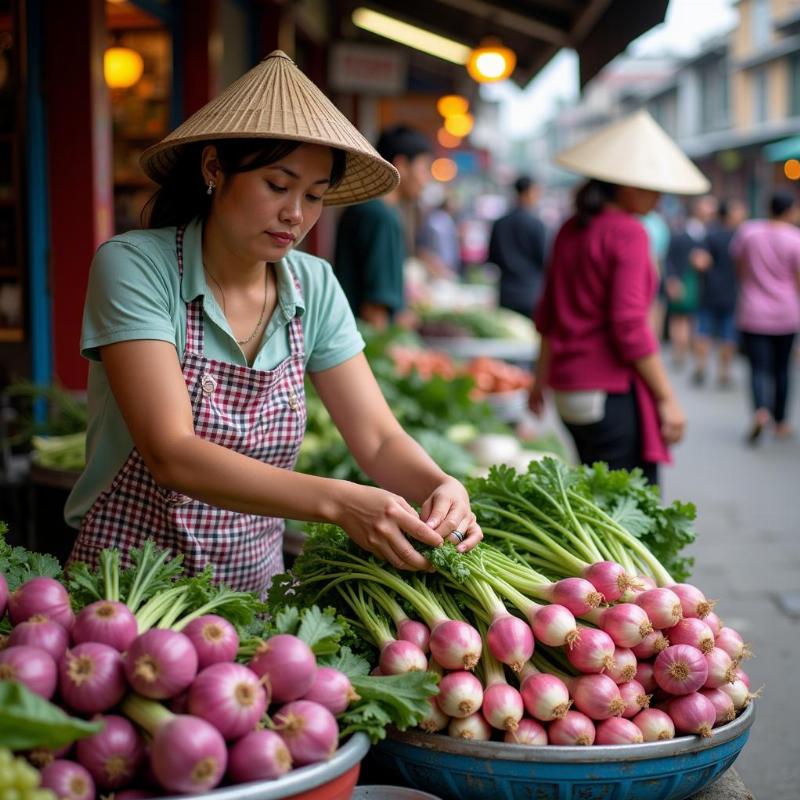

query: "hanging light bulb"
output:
437 94 469 117
466 39 516 83
104 46 144 89
444 112 474 137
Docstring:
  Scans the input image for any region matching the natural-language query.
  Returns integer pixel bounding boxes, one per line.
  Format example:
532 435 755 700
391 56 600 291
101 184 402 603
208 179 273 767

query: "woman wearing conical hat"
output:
64 52 482 590
529 110 711 484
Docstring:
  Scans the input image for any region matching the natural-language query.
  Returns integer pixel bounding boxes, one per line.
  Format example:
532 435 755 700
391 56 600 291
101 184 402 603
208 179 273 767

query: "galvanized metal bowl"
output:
369 705 754 800
160 733 370 800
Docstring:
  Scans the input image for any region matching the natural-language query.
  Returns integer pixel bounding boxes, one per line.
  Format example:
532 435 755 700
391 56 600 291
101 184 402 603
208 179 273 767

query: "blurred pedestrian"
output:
665 195 718 368
731 190 800 443
488 175 547 317
333 125 432 330
691 198 747 387
639 207 671 339
530 110 709 484
417 195 461 279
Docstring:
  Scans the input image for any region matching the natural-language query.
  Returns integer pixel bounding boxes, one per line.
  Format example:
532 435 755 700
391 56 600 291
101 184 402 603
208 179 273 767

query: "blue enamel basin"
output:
369 704 754 800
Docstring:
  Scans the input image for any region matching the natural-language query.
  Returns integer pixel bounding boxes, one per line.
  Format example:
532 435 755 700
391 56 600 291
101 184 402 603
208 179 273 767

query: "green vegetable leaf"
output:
66 561 104 608
296 606 345 655
0 681 103 750
608 495 652 538
319 645 371 678
0 527 62 591
273 606 301 635
340 671 439 743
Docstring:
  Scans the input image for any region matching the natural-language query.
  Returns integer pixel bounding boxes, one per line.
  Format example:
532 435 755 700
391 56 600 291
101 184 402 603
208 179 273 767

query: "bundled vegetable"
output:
271 460 758 748
0 533 438 797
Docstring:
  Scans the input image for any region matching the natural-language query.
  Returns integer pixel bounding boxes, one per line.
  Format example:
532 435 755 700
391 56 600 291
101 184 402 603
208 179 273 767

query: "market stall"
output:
0 447 758 799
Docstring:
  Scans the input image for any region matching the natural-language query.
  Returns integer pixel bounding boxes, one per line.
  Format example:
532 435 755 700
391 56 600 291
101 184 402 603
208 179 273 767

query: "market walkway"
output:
661 355 800 800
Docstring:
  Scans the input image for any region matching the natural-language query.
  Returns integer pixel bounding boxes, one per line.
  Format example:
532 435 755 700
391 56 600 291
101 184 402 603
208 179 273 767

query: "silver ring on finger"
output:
449 530 466 544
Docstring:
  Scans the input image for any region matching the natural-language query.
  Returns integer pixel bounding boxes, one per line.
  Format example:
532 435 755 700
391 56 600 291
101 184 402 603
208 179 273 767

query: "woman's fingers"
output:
449 513 482 553
393 506 445 549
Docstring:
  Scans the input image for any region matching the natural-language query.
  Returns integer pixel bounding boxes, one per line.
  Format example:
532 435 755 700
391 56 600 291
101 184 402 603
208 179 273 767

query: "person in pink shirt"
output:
529 110 710 485
730 190 800 442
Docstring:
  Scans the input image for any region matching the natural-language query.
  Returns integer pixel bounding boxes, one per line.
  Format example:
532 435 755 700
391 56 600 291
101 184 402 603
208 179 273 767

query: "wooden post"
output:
42 0 112 390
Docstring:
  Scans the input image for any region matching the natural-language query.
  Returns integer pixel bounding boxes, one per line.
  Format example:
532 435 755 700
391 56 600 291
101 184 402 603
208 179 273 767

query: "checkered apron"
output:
68 225 307 593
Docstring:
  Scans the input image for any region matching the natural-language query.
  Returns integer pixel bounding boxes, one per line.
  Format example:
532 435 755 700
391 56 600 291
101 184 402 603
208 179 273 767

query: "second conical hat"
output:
140 51 399 206
554 109 710 195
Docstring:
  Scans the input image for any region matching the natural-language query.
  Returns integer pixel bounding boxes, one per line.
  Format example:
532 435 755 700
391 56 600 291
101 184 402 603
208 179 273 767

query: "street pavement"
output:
662 354 800 800
535 352 799 799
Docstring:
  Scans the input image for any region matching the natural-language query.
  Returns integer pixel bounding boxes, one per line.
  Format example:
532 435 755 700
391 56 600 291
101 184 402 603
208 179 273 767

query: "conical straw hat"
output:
140 51 399 206
554 109 710 195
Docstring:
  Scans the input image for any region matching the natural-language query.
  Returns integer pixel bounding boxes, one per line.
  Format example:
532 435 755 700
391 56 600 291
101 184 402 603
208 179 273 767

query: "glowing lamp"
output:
437 128 462 148
437 94 469 117
443 112 474 137
784 159 800 181
431 158 458 182
466 40 516 83
104 47 144 89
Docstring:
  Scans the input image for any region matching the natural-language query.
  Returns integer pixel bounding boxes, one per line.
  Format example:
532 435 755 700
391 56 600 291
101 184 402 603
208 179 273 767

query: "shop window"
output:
106 1 172 233
753 66 769 123
790 52 800 116
751 0 771 49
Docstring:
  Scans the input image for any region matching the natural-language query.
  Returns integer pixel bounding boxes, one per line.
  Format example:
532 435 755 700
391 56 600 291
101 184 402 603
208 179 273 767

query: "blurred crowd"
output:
331 121 800 480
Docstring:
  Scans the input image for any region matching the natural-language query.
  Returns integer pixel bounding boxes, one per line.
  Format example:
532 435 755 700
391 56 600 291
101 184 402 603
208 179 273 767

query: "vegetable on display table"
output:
0 451 760 799
267 460 758 799
0 526 437 799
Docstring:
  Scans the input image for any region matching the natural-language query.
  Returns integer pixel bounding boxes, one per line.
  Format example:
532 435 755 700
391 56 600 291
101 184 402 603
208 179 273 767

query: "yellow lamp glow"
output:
784 159 800 181
437 94 469 117
437 128 462 148
431 158 458 182
466 40 516 83
104 47 144 89
443 112 474 137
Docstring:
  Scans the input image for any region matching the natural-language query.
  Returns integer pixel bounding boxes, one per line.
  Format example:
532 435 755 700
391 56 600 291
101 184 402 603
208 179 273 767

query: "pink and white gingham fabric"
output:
68 226 307 593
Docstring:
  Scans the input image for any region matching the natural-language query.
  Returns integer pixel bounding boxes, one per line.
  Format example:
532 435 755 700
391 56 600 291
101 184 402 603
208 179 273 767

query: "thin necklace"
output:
204 265 269 346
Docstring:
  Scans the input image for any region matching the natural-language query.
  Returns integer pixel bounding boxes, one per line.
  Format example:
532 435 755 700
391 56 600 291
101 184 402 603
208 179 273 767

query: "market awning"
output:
762 135 800 162
345 0 669 87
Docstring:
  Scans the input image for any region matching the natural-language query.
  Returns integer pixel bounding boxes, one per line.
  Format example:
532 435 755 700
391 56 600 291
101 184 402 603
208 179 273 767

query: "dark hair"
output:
375 125 432 165
769 190 797 218
514 175 536 195
574 179 618 227
142 138 347 229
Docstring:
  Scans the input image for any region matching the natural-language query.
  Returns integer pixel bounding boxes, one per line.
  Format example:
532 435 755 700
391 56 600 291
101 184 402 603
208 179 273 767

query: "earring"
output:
206 180 216 196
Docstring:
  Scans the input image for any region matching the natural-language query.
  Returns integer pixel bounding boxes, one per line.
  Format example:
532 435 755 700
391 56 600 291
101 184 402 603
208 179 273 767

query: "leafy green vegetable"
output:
319 646 371 678
573 462 696 582
0 681 102 750
339 672 440 743
0 524 62 592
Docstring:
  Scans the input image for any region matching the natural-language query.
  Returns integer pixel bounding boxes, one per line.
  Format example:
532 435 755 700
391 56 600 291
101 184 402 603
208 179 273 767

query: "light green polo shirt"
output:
65 218 364 528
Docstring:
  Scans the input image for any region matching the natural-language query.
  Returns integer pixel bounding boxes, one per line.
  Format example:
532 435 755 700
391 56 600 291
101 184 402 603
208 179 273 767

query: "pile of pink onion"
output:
0 573 357 798
370 563 758 746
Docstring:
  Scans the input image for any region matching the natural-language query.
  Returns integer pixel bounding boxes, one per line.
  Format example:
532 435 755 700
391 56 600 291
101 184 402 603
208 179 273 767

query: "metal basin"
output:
160 733 370 800
369 705 754 800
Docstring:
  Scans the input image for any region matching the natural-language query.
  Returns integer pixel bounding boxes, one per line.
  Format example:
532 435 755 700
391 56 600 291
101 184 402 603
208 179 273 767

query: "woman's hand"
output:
658 395 686 444
420 476 483 553
336 484 446 571
528 383 545 416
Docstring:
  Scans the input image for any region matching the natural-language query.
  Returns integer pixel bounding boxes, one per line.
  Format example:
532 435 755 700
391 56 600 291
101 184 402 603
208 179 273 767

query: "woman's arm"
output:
632 353 686 444
311 354 482 551
100 340 444 570
528 336 550 416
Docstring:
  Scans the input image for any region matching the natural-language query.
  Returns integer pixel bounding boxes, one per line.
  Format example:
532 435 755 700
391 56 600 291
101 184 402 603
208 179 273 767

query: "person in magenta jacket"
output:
528 111 711 484
731 190 800 443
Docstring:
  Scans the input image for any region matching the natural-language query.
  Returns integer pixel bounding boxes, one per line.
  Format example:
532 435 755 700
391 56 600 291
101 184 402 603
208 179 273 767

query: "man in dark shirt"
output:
487 175 547 318
334 126 432 329
691 198 747 386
